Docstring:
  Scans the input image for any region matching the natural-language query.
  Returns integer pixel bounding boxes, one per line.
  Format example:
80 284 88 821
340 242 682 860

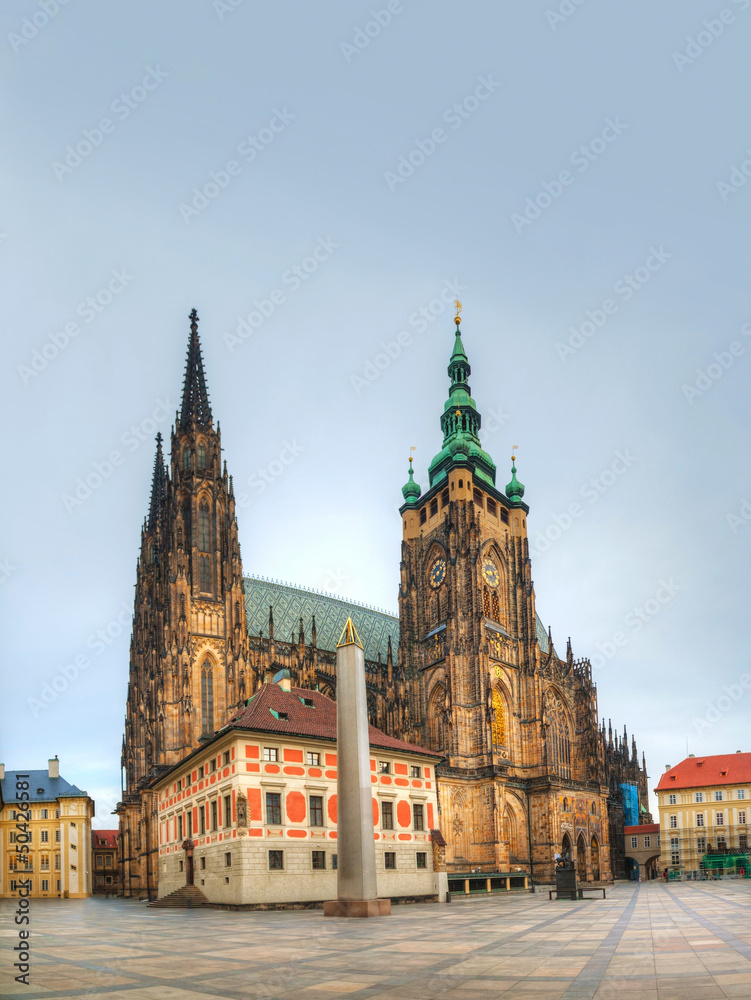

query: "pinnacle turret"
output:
401 456 421 503
147 433 167 530
178 309 213 428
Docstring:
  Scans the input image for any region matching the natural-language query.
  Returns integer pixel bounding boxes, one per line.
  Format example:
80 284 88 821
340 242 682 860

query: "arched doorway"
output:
561 831 572 863
591 835 600 881
576 833 587 882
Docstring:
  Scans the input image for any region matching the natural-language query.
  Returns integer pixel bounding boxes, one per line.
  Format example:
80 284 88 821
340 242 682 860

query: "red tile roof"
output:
624 824 660 835
226 684 443 758
93 829 118 848
655 753 751 791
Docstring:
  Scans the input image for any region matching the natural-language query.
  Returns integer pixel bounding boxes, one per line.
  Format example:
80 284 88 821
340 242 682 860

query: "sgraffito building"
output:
117 307 649 895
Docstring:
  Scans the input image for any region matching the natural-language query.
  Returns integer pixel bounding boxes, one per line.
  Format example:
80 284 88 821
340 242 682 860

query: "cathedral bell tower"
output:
398 305 534 766
118 309 251 897
397 304 538 869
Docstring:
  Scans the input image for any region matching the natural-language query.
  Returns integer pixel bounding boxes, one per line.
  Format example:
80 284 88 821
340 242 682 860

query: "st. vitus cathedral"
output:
117 307 650 897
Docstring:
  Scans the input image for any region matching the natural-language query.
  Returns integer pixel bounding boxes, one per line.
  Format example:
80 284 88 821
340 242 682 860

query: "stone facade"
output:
91 829 121 894
656 753 751 874
118 306 650 896
394 313 649 884
0 760 94 899
153 682 441 906
116 311 252 898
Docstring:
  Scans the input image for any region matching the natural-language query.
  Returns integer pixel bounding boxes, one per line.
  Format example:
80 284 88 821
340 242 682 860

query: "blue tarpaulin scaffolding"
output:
620 783 639 826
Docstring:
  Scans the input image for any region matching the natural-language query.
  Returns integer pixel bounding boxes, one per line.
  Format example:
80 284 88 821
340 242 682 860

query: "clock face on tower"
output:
429 558 446 589
482 558 500 588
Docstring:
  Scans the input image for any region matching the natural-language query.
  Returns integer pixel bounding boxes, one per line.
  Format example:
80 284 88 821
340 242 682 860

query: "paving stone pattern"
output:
2 882 751 1000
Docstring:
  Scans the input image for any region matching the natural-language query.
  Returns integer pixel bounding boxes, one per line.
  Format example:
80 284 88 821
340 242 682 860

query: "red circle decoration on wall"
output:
397 800 412 828
286 790 306 824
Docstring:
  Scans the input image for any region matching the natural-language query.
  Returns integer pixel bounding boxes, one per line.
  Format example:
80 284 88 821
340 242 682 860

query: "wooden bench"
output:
577 887 606 899
548 886 607 900
548 889 577 900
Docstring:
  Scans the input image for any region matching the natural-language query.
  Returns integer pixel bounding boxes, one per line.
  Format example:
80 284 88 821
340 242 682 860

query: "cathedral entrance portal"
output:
576 833 587 882
591 836 600 881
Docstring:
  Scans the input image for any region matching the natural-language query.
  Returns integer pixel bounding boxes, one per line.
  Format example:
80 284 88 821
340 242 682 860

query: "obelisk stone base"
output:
324 898 391 918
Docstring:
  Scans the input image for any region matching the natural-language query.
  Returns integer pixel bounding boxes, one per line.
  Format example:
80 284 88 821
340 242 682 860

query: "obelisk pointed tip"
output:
337 617 363 649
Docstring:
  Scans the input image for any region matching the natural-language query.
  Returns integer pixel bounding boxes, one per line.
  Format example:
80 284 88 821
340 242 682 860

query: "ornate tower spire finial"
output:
506 445 525 503
402 452 421 504
179 308 213 428
424 314 498 491
147 433 167 529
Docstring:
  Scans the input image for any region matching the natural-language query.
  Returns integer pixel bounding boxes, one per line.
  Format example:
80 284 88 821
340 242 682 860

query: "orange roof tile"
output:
227 684 442 758
655 753 751 791
93 829 118 848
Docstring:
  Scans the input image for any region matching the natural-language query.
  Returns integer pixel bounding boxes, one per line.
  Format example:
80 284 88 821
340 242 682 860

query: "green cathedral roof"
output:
427 319 497 490
244 576 398 664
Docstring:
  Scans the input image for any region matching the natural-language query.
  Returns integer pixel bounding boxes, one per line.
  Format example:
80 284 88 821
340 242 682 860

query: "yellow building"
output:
656 752 751 874
0 758 95 898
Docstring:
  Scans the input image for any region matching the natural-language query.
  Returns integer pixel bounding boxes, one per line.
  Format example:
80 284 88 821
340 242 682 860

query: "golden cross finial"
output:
454 299 462 325
512 444 518 462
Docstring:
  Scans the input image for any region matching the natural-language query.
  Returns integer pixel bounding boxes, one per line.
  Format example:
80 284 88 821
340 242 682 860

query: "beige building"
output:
153 677 443 906
656 753 751 874
0 759 95 898
624 823 660 880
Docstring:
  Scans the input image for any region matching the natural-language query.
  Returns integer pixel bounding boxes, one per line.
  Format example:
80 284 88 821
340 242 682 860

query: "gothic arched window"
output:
197 443 206 469
544 689 572 779
429 685 447 753
183 448 191 469
492 689 506 747
199 555 211 592
198 501 210 552
201 663 214 736
483 587 491 618
491 591 501 622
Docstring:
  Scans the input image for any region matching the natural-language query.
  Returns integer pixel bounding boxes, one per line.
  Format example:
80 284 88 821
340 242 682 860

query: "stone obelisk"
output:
324 618 391 918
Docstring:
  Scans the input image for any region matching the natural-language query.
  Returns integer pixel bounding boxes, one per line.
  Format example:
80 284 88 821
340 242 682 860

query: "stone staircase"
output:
149 885 211 909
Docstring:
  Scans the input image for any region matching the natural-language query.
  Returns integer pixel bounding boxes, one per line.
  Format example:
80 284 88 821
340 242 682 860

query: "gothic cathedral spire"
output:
179 309 213 429
118 309 252 899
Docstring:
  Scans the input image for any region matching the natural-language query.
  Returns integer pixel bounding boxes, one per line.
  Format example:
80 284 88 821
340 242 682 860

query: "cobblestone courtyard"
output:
3 882 751 1000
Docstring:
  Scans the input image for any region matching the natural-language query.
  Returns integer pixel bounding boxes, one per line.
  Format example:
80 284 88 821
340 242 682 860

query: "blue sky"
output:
2 0 751 824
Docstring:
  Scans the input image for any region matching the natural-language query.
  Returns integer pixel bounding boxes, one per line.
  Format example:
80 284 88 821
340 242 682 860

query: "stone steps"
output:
149 885 211 908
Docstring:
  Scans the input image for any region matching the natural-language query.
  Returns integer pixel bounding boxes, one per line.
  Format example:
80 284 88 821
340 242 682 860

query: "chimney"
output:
0 764 5 780
48 756 59 779
665 764 671 771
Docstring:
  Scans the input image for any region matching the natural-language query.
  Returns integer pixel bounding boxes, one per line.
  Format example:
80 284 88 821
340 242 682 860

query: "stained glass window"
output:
544 690 571 778
492 688 506 746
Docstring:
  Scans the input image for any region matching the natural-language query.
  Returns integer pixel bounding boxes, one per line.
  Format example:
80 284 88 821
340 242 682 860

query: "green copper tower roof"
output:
401 457 421 504
506 455 525 502
427 315 497 489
